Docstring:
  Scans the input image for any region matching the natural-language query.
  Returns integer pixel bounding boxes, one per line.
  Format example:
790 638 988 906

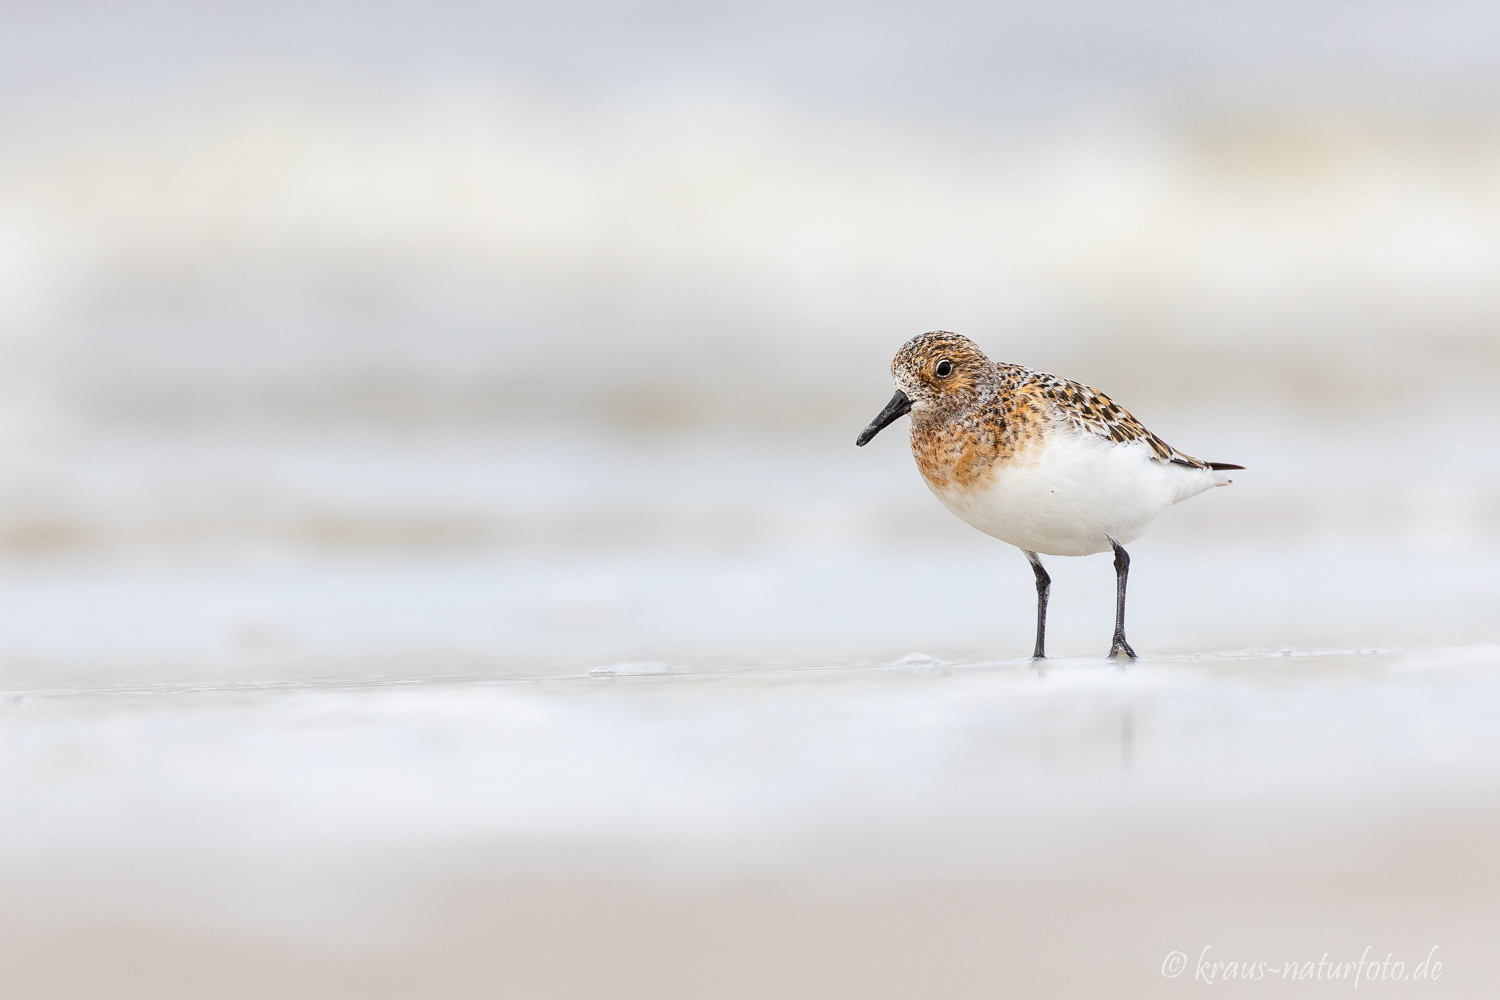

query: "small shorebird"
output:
856 331 1241 659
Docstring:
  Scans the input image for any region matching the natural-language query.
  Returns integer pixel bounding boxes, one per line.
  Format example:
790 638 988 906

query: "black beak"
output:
855 390 912 446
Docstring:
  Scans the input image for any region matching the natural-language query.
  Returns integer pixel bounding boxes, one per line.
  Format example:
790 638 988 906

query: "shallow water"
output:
5 640 1499 997
1 428 1497 997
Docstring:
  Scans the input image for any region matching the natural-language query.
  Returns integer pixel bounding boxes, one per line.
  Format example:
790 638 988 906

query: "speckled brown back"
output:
894 331 1210 493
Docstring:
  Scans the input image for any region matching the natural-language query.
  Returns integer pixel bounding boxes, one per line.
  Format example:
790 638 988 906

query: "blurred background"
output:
2 1 1499 997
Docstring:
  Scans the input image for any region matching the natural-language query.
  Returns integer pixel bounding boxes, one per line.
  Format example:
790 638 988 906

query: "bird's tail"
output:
1167 454 1242 489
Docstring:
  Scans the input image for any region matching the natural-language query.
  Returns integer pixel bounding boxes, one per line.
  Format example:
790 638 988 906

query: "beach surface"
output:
1 430 1497 998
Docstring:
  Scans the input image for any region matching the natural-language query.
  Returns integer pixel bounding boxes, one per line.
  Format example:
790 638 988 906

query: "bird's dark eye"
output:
935 359 953 378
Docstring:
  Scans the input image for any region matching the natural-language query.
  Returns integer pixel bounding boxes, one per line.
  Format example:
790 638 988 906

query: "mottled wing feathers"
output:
1006 366 1218 468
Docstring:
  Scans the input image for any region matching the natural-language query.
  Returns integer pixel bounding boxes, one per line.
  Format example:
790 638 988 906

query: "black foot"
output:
1106 540 1136 660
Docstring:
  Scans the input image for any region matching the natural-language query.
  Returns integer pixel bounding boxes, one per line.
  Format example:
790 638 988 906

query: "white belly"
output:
928 430 1226 557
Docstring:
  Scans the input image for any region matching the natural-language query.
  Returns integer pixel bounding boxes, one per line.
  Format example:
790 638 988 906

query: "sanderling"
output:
856 331 1241 660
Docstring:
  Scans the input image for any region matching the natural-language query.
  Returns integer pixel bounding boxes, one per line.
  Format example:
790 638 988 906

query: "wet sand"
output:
4 640 1498 998
0 428 1494 999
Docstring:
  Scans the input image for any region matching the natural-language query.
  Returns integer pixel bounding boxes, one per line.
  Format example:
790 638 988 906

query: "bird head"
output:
856 331 996 446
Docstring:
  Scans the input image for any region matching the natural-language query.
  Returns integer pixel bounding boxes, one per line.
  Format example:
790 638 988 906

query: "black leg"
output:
1025 550 1049 660
1108 539 1137 660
